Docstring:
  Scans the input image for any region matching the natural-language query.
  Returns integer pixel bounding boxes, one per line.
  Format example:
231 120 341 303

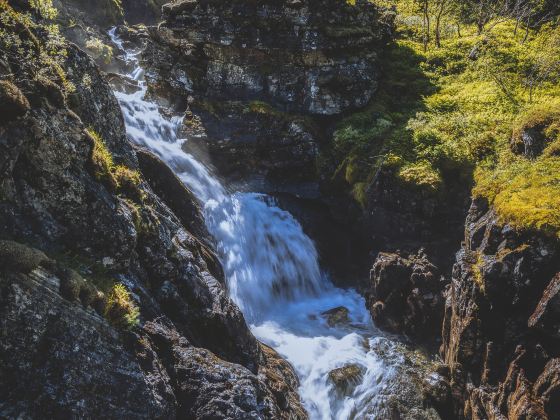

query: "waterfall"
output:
108 28 411 419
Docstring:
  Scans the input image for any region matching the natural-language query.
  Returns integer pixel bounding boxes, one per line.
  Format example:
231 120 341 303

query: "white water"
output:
109 29 409 419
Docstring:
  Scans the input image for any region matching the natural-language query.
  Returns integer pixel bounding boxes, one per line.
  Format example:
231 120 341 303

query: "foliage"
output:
87 128 143 199
330 0 560 237
0 0 74 92
85 37 113 64
473 156 560 237
104 283 140 329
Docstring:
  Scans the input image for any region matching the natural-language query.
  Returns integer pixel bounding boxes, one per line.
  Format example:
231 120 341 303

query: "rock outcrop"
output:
137 0 393 188
440 198 560 419
145 0 393 115
364 250 446 341
0 9 304 418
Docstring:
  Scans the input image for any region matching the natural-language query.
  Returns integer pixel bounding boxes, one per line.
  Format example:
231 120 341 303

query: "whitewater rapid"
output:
109 29 408 419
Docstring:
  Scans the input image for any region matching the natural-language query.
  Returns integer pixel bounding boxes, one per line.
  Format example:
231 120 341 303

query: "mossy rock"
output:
0 80 30 124
0 240 49 274
58 267 86 302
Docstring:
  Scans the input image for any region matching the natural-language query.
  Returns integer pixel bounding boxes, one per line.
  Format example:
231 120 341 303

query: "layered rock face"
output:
139 0 393 186
0 11 304 418
440 198 560 419
146 0 392 115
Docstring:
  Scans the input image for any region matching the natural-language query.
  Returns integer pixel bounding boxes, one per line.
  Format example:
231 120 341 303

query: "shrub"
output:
398 161 443 191
104 283 140 329
0 240 49 274
85 37 113 64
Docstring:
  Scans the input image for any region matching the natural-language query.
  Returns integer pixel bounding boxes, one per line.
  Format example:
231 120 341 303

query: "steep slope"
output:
0 3 304 418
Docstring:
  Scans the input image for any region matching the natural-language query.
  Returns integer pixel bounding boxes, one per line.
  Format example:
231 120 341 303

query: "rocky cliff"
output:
0 4 304 418
139 0 393 187
439 198 560 419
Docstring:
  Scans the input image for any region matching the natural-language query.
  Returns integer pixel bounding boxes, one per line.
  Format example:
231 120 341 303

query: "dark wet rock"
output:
64 44 137 165
0 267 175 419
421 370 452 417
328 364 365 394
121 0 168 25
440 197 560 419
364 249 446 340
0 22 305 418
364 165 470 259
144 0 393 116
135 147 208 242
321 306 350 327
259 344 307 417
364 338 443 419
182 99 320 186
528 273 560 339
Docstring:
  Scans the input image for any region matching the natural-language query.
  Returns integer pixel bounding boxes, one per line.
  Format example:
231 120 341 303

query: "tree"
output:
434 0 452 47
453 0 509 34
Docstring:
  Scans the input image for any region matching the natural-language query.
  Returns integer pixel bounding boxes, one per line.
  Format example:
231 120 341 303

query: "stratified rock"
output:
181 99 320 185
440 198 560 419
145 0 393 115
364 249 445 340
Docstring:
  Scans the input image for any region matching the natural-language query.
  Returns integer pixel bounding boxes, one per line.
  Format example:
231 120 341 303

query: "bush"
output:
104 283 140 329
398 161 443 191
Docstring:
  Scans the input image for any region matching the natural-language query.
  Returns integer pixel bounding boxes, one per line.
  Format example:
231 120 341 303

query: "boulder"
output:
364 249 445 340
321 306 350 327
328 363 365 394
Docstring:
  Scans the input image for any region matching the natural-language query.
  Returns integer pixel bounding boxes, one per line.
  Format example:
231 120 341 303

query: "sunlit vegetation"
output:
87 128 143 200
104 283 140 329
329 0 560 237
0 0 74 92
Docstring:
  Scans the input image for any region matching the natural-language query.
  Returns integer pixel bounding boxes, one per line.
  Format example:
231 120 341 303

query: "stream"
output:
109 29 429 420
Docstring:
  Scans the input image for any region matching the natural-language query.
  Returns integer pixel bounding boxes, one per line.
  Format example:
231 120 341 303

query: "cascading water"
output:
109 29 420 419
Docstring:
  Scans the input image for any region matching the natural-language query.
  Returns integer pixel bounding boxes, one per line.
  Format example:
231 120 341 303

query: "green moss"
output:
474 157 560 238
0 240 49 274
87 128 144 201
471 251 486 293
246 100 280 116
351 182 369 209
88 128 118 190
114 165 143 202
104 283 140 329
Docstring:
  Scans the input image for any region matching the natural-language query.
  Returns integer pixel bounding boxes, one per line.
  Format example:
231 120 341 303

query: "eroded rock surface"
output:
0 15 305 418
364 249 446 341
145 0 393 116
440 198 560 419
